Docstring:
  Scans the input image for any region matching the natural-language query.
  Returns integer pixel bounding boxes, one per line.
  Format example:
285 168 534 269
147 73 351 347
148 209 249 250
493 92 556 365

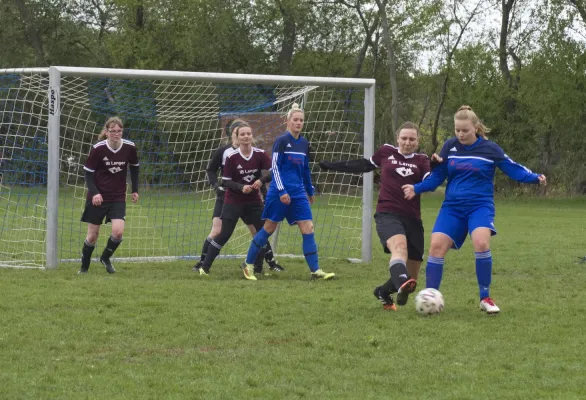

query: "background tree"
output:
1 0 585 193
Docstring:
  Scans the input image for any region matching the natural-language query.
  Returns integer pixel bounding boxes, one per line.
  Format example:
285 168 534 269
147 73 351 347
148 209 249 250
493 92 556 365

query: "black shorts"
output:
374 212 424 261
221 202 264 226
81 200 126 225
212 194 224 219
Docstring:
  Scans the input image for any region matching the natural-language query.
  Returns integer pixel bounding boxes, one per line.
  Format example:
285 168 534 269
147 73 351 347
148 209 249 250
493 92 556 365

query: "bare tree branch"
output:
276 0 297 74
568 0 586 24
375 0 398 134
431 0 484 152
499 0 516 89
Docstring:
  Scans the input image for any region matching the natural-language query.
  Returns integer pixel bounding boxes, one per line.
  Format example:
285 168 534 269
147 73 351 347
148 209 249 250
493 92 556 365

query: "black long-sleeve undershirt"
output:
222 169 271 192
222 179 245 192
85 170 99 195
259 169 272 184
319 158 377 173
319 156 441 173
206 144 233 188
129 165 139 193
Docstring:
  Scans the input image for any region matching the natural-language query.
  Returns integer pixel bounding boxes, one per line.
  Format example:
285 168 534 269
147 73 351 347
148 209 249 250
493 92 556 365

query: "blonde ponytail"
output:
454 105 489 139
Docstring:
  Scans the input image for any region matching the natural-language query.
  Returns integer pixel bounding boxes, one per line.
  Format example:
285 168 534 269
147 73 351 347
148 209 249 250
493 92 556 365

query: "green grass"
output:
0 187 365 265
1 196 586 399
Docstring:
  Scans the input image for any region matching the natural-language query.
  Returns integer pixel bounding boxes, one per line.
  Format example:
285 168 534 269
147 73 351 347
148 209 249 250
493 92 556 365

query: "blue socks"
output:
246 230 320 273
475 250 492 300
426 256 444 290
302 233 319 272
425 251 492 299
245 228 272 264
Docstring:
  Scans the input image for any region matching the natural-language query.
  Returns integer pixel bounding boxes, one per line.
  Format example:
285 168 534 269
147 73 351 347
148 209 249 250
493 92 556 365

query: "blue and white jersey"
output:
414 136 540 207
269 131 314 199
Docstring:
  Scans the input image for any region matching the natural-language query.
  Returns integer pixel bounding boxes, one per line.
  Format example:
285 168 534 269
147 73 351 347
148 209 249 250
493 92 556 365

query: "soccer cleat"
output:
310 269 335 280
194 267 209 276
480 297 500 314
240 262 257 281
255 265 276 277
373 286 397 311
253 266 268 276
396 278 417 306
192 261 203 272
79 253 91 274
78 260 89 274
100 257 116 274
268 261 285 272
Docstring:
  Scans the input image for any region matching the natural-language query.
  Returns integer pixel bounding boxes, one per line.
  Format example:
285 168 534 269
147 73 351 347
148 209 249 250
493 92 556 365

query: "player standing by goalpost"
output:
241 103 335 281
192 119 284 275
197 121 272 275
79 117 139 274
320 122 430 310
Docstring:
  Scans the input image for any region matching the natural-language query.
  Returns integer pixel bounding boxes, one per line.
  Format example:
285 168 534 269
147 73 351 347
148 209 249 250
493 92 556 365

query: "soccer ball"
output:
415 288 444 315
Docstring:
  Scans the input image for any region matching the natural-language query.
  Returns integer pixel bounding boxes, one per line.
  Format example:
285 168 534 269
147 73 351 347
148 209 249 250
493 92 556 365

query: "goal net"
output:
0 67 374 269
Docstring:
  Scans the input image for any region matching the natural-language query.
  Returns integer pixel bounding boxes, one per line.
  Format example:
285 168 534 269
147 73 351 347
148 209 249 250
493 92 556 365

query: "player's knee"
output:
209 219 222 237
85 235 98 245
429 240 449 257
85 230 99 244
110 226 124 240
298 221 314 234
111 231 123 241
472 237 490 252
263 220 278 234
388 239 407 257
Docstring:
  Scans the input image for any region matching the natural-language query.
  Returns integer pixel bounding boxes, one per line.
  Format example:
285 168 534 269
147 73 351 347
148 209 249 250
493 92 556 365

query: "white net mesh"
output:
0 71 368 268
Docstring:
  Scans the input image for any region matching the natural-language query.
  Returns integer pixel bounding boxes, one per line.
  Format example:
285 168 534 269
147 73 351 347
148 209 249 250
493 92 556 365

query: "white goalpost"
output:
0 66 375 269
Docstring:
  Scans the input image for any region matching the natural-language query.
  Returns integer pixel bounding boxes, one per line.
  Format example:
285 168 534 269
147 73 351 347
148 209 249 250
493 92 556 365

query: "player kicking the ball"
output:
320 122 432 309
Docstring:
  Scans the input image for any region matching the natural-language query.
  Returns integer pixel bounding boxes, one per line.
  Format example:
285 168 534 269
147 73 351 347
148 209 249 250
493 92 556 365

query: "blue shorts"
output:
262 193 313 225
432 204 496 249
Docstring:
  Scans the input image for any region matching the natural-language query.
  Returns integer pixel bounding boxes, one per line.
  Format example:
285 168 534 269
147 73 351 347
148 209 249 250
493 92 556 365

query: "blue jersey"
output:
269 132 314 199
414 136 540 207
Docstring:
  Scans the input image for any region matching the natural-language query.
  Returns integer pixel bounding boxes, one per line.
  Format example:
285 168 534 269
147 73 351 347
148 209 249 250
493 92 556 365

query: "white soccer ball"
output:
415 288 444 315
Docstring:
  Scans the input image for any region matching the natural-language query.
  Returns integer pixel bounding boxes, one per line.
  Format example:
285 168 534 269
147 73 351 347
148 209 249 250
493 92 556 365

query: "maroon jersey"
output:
223 147 271 205
370 144 430 220
83 139 139 202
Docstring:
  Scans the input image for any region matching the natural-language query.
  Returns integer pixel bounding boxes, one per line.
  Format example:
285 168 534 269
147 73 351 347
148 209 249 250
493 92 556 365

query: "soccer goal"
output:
0 67 375 269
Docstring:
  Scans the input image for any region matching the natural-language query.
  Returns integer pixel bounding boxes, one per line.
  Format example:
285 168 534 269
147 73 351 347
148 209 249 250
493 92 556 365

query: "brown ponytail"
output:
395 121 419 138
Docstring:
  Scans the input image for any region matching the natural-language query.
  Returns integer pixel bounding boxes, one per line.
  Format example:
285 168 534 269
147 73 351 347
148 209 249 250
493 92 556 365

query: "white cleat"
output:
480 297 500 314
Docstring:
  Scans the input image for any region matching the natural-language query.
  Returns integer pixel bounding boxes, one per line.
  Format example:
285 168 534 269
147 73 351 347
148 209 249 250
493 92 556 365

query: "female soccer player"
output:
403 105 547 314
198 121 272 274
320 122 431 310
192 119 283 275
241 103 335 281
79 116 139 274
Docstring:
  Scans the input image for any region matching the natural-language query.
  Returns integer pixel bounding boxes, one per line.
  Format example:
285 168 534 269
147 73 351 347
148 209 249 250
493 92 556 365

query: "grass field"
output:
0 187 365 266
1 195 585 399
